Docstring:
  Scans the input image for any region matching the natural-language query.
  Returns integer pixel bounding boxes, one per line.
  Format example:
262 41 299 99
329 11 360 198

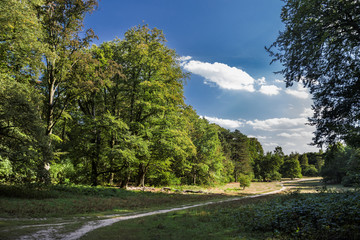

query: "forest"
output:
1 0 360 239
0 0 329 188
1 0 359 189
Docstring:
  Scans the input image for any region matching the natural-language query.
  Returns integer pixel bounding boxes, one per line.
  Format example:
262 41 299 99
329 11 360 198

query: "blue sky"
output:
84 0 319 154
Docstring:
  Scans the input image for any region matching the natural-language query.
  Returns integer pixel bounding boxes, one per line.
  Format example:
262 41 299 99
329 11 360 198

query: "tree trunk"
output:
137 163 148 188
91 159 98 186
109 172 115 185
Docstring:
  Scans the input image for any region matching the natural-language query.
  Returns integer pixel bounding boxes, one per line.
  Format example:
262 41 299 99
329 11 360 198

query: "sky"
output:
83 0 320 154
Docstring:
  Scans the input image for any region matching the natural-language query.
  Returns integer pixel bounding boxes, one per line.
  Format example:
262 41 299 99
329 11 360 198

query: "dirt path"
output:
13 179 310 240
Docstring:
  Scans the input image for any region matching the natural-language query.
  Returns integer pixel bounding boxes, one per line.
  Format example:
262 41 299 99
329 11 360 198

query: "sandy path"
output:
16 179 310 240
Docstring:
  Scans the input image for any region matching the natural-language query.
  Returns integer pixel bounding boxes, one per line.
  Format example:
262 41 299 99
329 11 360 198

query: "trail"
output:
13 179 308 240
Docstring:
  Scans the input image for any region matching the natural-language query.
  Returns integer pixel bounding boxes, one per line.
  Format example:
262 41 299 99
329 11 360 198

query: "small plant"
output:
239 174 251 189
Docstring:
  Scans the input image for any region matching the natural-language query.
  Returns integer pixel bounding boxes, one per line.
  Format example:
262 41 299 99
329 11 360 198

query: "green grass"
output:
79 196 276 240
4 178 352 240
0 184 228 218
79 179 359 240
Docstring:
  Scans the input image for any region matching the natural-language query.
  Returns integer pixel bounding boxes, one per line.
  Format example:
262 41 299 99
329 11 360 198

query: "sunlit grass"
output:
80 179 359 240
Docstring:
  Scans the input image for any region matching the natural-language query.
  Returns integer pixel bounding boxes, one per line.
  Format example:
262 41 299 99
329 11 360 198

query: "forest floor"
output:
1 177 342 240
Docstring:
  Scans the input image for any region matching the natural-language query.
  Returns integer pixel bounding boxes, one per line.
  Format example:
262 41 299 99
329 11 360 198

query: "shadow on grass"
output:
0 184 231 218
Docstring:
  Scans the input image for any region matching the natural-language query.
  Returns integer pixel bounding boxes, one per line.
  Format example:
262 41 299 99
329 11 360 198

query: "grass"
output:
0 179 290 219
0 184 229 218
0 177 329 239
79 178 357 240
79 195 276 240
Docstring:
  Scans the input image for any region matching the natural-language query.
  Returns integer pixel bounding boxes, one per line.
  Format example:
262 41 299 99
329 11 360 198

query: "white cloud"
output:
285 83 310 99
182 60 255 92
179 56 192 62
285 142 296 147
199 115 317 154
246 117 307 131
256 77 266 85
300 108 313 118
204 116 243 129
263 142 279 147
277 131 313 138
259 85 281 96
275 79 284 83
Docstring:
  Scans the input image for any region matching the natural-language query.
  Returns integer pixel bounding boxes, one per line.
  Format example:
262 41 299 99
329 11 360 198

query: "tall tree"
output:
267 0 360 147
281 153 302 179
0 0 47 182
109 25 189 187
38 0 98 182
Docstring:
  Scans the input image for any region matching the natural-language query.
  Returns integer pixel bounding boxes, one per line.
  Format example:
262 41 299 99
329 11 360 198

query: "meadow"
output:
2 178 359 239
78 179 360 240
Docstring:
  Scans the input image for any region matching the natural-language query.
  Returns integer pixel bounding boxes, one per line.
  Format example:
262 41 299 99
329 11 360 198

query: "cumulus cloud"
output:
203 116 243 129
199 114 317 154
285 83 310 99
246 117 308 131
259 85 281 96
182 60 255 92
277 131 313 138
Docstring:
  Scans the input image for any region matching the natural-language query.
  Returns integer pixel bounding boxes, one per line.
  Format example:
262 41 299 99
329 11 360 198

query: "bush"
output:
232 192 360 239
238 174 251 189
303 165 318 177
342 173 360 187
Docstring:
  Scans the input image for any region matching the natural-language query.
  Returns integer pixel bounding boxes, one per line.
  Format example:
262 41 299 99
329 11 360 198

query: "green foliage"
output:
281 154 302 179
49 159 75 184
233 192 360 240
238 174 251 189
1 0 271 187
254 150 283 181
267 0 360 147
0 157 12 182
322 144 360 186
0 0 44 82
302 164 318 177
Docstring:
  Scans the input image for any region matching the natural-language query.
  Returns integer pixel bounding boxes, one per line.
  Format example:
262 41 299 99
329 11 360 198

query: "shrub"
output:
303 165 318 177
232 192 360 239
238 174 251 189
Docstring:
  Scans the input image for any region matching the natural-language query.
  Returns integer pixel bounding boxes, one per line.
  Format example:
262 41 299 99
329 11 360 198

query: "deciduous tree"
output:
267 0 360 147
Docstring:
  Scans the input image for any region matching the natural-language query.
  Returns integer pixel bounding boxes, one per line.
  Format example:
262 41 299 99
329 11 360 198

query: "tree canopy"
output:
267 0 360 147
0 0 331 187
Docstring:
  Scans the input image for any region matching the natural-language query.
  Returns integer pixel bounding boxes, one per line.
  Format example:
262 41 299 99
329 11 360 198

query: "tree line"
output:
0 0 322 187
2 0 358 188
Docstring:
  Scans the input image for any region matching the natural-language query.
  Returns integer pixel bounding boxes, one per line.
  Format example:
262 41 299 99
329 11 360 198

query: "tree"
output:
108 25 190 187
38 0 98 183
188 117 226 185
0 0 44 82
299 153 309 174
0 0 48 182
239 173 251 189
0 77 46 183
254 152 283 181
267 0 360 147
281 154 302 179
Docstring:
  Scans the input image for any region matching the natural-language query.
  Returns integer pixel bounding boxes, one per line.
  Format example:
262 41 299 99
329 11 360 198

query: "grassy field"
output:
2 177 356 240
0 180 287 219
0 180 285 239
79 179 358 240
